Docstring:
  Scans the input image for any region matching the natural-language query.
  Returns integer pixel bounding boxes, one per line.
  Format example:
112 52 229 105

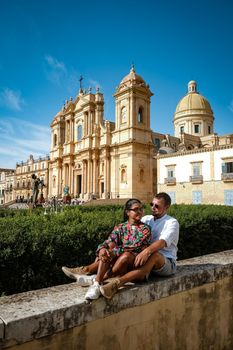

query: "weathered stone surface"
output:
0 250 233 348
0 318 4 340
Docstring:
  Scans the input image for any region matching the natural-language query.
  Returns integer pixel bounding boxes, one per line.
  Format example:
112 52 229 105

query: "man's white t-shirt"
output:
141 214 179 261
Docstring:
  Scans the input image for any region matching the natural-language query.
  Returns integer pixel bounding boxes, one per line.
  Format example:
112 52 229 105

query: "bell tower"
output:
114 65 153 137
111 66 155 202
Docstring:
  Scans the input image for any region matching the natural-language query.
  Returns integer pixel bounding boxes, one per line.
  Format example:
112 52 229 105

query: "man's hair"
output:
154 192 171 207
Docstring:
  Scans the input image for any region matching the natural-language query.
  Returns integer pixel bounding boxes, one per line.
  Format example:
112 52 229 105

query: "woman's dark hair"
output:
123 198 142 222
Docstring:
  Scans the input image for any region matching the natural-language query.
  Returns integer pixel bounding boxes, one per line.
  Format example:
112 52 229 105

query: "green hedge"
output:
1 204 233 296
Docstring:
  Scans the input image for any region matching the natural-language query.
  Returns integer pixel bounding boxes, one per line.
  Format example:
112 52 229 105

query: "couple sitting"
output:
62 192 179 300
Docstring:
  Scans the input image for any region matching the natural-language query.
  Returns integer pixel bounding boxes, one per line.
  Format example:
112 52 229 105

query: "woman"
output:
62 198 151 300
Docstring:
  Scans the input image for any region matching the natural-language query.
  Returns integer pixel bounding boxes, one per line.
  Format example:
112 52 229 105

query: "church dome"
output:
174 81 214 138
175 81 213 114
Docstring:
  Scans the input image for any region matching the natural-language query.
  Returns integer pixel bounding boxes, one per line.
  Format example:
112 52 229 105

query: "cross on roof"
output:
79 75 83 90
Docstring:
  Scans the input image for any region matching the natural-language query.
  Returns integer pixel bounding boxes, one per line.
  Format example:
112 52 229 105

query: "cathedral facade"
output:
49 66 171 202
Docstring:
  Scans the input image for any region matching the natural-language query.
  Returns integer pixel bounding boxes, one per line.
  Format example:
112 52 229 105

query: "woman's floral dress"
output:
96 221 151 258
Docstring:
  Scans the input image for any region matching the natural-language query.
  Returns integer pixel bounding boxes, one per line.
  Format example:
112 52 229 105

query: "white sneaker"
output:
76 274 97 287
85 281 101 300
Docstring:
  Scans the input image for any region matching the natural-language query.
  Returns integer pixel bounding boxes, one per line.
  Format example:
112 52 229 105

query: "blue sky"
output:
0 0 232 168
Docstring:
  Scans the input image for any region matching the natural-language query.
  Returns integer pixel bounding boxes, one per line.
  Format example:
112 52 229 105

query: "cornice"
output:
156 144 233 159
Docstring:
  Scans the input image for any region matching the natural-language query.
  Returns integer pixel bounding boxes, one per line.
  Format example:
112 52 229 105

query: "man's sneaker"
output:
76 274 97 287
85 281 101 300
62 266 89 280
100 278 121 299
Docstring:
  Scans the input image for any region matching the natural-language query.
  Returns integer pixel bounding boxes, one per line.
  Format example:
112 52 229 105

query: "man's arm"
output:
134 239 166 267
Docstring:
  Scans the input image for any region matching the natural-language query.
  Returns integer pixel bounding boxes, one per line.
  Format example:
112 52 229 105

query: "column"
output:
87 159 92 195
104 157 107 198
82 160 87 194
70 162 73 195
81 161 85 196
93 158 97 195
106 156 110 196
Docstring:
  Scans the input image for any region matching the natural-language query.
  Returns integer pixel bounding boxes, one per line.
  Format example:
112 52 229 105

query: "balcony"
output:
5 187 13 192
13 186 32 191
221 172 233 182
165 177 176 185
189 175 203 184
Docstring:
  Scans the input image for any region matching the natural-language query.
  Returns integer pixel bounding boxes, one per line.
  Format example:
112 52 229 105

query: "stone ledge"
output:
0 318 4 340
0 250 233 348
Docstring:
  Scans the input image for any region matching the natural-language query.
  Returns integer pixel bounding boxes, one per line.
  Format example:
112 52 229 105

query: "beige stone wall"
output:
158 180 233 204
157 145 233 204
7 276 233 350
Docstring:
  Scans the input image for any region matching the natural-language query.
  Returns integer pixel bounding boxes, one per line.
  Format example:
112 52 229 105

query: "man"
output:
99 192 179 299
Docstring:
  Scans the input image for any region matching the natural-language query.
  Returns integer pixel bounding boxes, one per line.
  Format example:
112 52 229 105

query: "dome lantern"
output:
188 80 197 93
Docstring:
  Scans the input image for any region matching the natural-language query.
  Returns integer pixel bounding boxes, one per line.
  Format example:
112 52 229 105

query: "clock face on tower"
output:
121 106 127 123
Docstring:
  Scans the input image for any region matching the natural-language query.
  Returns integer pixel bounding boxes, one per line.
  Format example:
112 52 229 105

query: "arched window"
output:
138 107 143 123
53 134 57 147
121 169 127 183
77 125 82 141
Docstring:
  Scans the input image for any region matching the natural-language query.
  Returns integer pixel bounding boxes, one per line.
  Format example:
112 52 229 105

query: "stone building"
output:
14 155 49 203
49 66 179 202
0 169 15 205
157 81 233 205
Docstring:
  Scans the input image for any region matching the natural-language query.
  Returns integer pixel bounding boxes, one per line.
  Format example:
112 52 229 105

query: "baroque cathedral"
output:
48 66 177 202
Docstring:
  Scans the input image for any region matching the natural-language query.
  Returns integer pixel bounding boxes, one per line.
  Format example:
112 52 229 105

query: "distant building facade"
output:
0 169 15 205
14 155 49 203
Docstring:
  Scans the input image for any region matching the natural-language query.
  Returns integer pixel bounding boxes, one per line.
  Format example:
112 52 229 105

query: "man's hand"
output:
134 249 151 267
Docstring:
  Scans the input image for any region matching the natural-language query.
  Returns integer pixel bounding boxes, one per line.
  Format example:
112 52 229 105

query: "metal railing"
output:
189 175 203 183
165 177 176 185
221 172 233 181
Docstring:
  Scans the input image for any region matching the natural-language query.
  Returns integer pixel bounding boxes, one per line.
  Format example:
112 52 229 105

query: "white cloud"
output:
44 54 67 86
0 117 50 168
45 55 66 72
0 88 25 111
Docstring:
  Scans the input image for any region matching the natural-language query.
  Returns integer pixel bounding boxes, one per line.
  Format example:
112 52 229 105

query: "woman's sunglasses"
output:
129 207 143 212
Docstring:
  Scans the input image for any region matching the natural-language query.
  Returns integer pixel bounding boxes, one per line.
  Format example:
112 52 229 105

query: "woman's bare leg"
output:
119 252 165 285
111 252 135 276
